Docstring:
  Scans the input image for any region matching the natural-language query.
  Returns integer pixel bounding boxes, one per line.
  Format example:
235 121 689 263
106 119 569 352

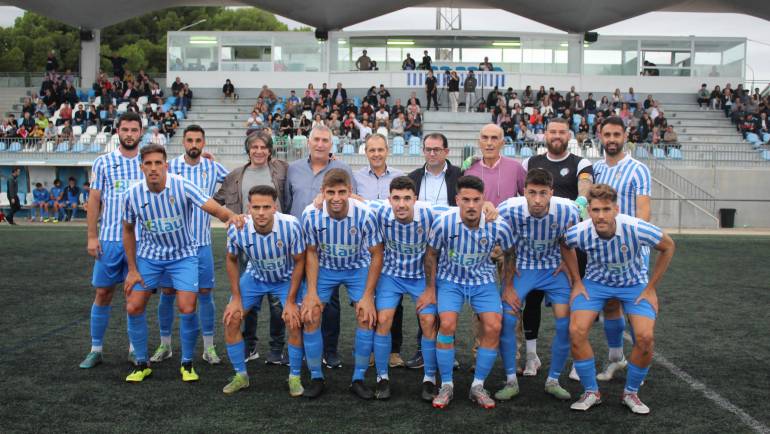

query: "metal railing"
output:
652 197 770 233
647 158 717 215
0 72 81 88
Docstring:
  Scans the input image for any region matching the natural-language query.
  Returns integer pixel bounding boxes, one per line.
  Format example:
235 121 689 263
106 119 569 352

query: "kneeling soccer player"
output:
220 185 313 396
565 184 675 414
122 144 242 383
496 168 580 401
426 175 516 409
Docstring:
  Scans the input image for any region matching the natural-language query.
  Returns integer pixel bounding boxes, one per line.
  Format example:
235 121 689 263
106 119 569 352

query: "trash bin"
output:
718 208 736 228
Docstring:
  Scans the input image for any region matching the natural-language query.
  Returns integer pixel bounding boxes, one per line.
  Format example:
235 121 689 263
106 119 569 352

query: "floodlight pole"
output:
178 19 207 32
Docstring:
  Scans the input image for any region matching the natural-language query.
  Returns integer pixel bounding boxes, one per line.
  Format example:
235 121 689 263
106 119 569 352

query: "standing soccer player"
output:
301 169 383 400
220 185 316 396
495 168 580 402
150 125 229 366
427 175 516 409
79 112 144 369
591 116 652 381
121 144 241 383
566 184 674 413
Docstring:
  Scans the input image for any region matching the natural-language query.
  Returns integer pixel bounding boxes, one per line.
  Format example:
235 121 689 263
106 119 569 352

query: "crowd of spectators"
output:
700 83 770 147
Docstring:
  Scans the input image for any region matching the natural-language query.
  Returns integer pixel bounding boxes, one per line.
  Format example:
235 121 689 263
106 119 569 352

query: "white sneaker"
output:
570 391 602 411
622 392 650 414
523 353 541 377
597 357 627 381
568 364 580 381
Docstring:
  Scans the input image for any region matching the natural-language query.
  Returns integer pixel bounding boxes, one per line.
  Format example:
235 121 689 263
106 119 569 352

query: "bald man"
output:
463 124 526 206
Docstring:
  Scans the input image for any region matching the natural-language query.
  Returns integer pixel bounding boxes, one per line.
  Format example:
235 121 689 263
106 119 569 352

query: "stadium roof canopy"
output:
3 0 770 33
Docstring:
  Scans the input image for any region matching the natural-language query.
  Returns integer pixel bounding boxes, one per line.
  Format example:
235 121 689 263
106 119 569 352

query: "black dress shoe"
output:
375 379 391 400
303 378 325 399
349 380 374 400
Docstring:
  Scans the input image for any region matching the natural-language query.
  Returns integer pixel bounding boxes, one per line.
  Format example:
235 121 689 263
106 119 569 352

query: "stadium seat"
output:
166 96 177 106
342 142 355 155
89 141 102 153
668 148 683 160
87 89 96 99
585 146 600 159
587 113 596 125
408 136 422 156
85 125 98 136
467 66 478 72
431 66 439 71
56 141 70 152
439 66 451 71
493 66 503 72
109 134 120 150
99 110 108 121
520 146 534 158
504 136 514 146
0 142 6 151
43 141 55 152
455 66 466 71
72 142 85 152
292 135 308 150
536 146 547 155
391 136 404 155
137 96 148 107
93 96 101 107
331 135 340 153
635 147 649 159
358 143 366 154
72 125 83 136
175 110 185 120
353 97 362 108
117 102 129 113
502 145 516 157
271 103 285 115
653 147 666 159
762 150 770 161
376 126 388 138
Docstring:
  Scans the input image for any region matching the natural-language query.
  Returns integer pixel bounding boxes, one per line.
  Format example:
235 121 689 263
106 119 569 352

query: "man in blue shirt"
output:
31 182 49 222
48 178 64 223
62 177 81 222
122 144 242 383
565 184 675 414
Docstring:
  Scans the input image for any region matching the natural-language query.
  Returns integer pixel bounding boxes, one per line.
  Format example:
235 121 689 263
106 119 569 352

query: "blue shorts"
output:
376 274 436 315
160 245 215 289
134 255 199 293
504 269 570 312
91 240 128 287
437 279 502 315
33 201 47 207
239 274 292 312
301 266 367 305
48 200 63 207
570 279 656 319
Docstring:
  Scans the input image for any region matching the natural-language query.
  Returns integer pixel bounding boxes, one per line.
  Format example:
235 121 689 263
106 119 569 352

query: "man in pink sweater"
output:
464 123 526 206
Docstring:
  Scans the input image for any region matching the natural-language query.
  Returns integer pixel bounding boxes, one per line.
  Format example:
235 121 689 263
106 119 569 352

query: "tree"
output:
0 7 291 74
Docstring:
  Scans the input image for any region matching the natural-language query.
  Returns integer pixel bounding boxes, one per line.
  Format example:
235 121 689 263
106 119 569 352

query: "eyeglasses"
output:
423 147 445 154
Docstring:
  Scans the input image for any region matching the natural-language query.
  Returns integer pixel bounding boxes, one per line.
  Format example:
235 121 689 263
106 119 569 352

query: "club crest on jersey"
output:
416 227 424 235
620 244 629 253
349 227 357 236
478 237 488 246
560 168 569 177
276 240 284 249
169 195 176 206
615 173 622 181
551 223 558 229
202 170 208 179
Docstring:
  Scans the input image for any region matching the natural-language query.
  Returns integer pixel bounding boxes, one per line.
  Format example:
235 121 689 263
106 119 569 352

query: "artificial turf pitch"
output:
0 226 768 433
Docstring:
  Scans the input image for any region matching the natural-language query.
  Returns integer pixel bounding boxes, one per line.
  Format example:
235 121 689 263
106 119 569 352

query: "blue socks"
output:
548 317 570 381
604 316 626 351
474 347 498 382
352 328 374 381
436 332 455 384
500 311 518 377
574 358 599 392
421 337 437 381
179 313 200 363
157 293 175 339
226 341 247 374
127 312 148 363
90 304 111 348
625 361 650 393
373 333 391 379
197 292 215 338
288 344 303 377
303 329 324 379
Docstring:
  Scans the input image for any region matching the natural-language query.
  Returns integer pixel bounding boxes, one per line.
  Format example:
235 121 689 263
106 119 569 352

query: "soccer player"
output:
31 182 49 222
121 144 242 383
48 178 64 223
566 184 675 414
495 168 580 401
591 116 652 381
79 112 145 369
301 168 383 400
220 185 314 396
62 177 81 222
427 175 516 409
150 125 229 366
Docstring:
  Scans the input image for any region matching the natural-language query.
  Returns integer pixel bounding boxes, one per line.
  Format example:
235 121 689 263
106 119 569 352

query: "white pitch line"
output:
623 334 770 434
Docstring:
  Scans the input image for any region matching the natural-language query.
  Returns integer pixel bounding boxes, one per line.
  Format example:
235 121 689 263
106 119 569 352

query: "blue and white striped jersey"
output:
124 174 210 261
227 213 305 283
301 198 383 271
90 149 143 241
497 196 579 270
564 213 663 287
168 156 229 247
427 208 515 285
592 154 651 217
368 200 450 279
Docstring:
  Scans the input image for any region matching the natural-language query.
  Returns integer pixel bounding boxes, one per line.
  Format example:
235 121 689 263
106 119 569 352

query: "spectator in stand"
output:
499 112 514 139
649 126 662 147
279 113 295 138
697 83 710 109
425 70 439 111
405 112 422 141
21 111 35 132
331 82 347 110
44 122 57 143
654 111 668 129
624 87 639 112
648 100 661 120
642 94 654 111
662 125 679 152
0 118 13 137
31 182 49 222
246 110 263 134
391 112 406 137
390 98 405 118
222 79 236 102
479 57 494 71
710 85 723 110
104 52 128 79
62 177 81 222
619 103 633 126
34 110 49 131
360 100 374 120
540 96 554 118
486 86 501 112
58 120 74 145
150 126 167 146
326 112 341 136
598 95 611 117
306 83 318 100
420 50 432 70
374 106 390 129
298 114 312 137
45 51 58 73
407 97 421 116
448 70 460 112
161 111 178 138
378 84 391 103
356 50 373 71
21 98 35 117
259 85 278 108
638 112 653 142
572 94 585 116
311 113 325 130
73 104 87 128
576 116 590 145
611 88 622 109
402 53 416 70
740 113 758 139
319 82 331 103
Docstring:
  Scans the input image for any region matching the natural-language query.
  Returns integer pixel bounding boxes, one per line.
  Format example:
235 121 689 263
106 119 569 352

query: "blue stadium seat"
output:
668 148 683 160
761 150 770 161
99 110 108 121
391 136 405 155
17 118 23 127
587 113 596 126
175 110 185 120
89 142 102 153
162 102 173 113
493 66 503 72
502 145 516 157
0 142 6 151
439 66 451 71
408 136 422 155
72 143 85 152
504 136 514 146
166 96 177 106
331 135 340 153
635 147 649 159
431 66 438 71
55 141 70 152
87 89 96 99
9 141 21 152
342 142 355 155
292 135 308 150
519 146 533 158
467 66 478 72
271 103 285 115
455 66 466 71
652 147 665 159
353 97 362 108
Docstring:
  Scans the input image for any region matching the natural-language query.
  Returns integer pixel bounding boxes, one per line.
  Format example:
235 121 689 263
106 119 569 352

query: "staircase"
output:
1 87 36 117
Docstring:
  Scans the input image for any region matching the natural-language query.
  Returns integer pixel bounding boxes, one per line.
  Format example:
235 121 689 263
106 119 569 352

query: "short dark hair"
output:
423 133 448 149
140 143 167 161
600 116 626 131
547 117 569 127
322 168 351 188
389 176 417 195
248 185 278 201
183 124 205 138
588 184 618 203
68 176 76 182
35 182 42 188
457 175 484 194
525 168 553 188
116 111 142 129
53 178 61 185
84 181 90 186
11 166 20 173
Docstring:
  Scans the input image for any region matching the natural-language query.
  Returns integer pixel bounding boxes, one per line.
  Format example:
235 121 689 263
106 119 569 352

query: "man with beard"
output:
150 125 230 366
519 117 593 376
79 112 145 369
587 116 652 383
